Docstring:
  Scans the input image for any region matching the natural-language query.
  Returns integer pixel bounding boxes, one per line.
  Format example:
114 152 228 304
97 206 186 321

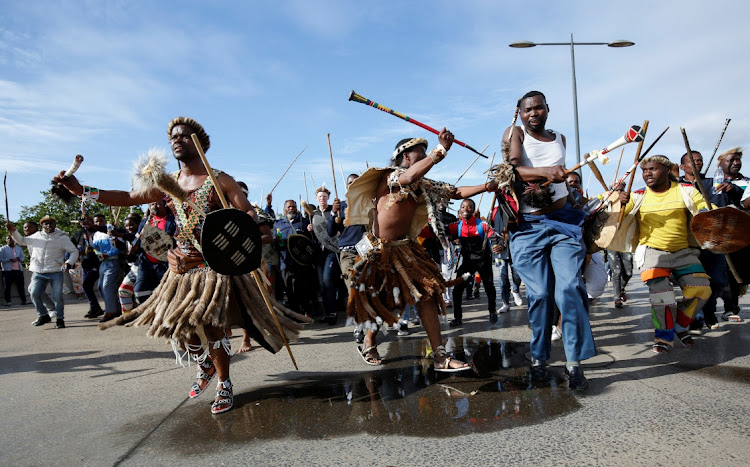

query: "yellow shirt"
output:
624 182 707 251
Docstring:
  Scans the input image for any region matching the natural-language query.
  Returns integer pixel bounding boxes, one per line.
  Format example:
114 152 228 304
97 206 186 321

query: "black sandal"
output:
651 343 670 354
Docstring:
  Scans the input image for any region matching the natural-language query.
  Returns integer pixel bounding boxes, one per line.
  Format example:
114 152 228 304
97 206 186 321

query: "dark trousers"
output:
607 250 633 297
134 260 167 305
281 267 321 316
452 258 496 320
316 251 342 316
82 268 102 311
3 270 26 303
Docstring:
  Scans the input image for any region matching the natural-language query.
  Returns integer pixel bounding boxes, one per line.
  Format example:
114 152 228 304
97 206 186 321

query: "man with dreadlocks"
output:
615 155 712 354
344 128 497 370
54 117 309 414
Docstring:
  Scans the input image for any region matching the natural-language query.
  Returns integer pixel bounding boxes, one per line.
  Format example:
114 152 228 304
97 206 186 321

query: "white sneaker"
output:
498 301 510 313
512 291 523 307
551 326 562 341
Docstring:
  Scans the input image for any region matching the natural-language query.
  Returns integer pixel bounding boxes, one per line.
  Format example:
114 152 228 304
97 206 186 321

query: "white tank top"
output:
520 129 568 213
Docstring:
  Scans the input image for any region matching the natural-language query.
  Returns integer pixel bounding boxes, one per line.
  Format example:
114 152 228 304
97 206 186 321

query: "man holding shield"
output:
54 117 309 414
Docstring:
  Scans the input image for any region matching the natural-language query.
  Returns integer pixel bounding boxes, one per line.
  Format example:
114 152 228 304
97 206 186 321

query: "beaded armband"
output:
82 185 100 201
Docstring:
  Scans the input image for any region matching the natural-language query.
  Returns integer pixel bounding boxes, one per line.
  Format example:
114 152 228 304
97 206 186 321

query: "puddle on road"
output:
152 339 582 447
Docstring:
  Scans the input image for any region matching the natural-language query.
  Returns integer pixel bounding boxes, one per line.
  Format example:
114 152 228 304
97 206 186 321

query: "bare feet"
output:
238 336 253 353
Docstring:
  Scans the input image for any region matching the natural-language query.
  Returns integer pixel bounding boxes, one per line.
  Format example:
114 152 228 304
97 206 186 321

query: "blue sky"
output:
2 0 748 219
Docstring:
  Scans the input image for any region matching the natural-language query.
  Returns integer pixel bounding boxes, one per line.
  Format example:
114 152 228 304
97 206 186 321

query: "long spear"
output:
3 171 9 221
269 146 308 195
349 90 488 159
454 144 490 185
191 134 299 370
612 147 626 187
326 134 339 199
702 118 731 175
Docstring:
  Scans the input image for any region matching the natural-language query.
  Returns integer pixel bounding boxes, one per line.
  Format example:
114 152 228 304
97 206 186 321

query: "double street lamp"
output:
510 34 635 165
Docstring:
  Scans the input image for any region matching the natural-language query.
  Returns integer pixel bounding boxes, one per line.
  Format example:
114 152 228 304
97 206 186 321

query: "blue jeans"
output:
509 222 596 362
30 271 64 318
316 251 341 316
98 259 120 315
498 259 521 303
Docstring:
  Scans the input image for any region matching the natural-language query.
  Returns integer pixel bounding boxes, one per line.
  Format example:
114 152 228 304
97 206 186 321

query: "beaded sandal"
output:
189 359 216 399
211 379 233 415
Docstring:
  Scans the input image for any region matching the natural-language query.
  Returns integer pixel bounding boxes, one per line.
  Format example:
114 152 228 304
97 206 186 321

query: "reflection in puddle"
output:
156 339 582 447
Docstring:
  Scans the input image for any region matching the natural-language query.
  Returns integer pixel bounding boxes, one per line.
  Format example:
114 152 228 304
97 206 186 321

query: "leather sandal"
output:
189 359 216 398
211 379 233 414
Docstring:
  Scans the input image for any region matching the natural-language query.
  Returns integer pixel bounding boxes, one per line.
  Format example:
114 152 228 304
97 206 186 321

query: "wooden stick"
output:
339 164 347 190
190 133 299 369
617 120 649 228
477 151 497 212
612 147 625 187
587 160 609 192
327 134 338 199
3 171 9 221
702 118 731 175
681 127 742 284
269 145 308 195
454 144 490 185
303 171 310 201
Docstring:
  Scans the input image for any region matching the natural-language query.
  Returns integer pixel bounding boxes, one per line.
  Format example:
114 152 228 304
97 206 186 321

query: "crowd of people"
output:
2 90 748 414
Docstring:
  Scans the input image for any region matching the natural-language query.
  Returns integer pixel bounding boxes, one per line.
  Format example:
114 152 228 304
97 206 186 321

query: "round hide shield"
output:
287 234 316 267
690 207 750 254
200 208 262 275
139 224 174 262
312 212 339 252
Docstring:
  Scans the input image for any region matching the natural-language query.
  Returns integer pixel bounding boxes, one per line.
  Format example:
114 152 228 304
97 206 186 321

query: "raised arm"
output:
52 172 162 206
453 181 498 199
398 128 454 185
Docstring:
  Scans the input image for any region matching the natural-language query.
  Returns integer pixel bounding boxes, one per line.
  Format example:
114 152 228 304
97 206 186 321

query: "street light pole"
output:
510 35 634 166
569 33 581 166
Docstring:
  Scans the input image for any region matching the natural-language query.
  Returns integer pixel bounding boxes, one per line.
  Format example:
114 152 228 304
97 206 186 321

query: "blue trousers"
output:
316 251 341 316
510 222 596 362
98 259 120 315
498 259 521 303
30 271 64 318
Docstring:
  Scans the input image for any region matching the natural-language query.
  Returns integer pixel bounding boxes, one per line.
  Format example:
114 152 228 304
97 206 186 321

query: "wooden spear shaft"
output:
269 146 308 195
454 143 490 185
190 134 299 370
327 133 338 199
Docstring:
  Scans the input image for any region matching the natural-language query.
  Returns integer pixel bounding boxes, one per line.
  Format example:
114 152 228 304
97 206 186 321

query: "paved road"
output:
2 272 749 466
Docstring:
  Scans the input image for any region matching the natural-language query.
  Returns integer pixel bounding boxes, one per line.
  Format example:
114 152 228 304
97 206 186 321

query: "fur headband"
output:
167 117 210 152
